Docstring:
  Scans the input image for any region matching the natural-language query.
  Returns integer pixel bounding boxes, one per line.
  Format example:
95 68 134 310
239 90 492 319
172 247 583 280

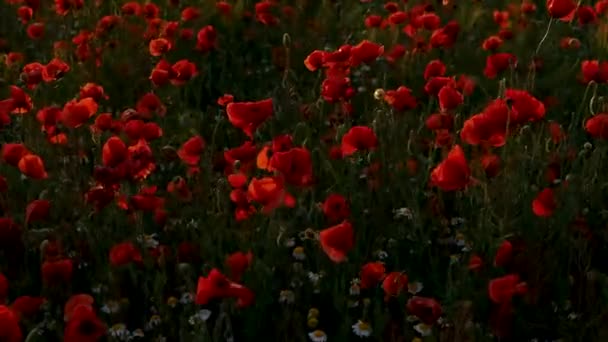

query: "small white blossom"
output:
414 323 433 336
393 207 413 220
100 301 121 314
179 292 194 305
137 234 159 249
352 320 372 337
450 217 465 226
279 290 295 304
375 250 388 260
145 315 161 331
408 282 424 295
188 309 212 325
308 330 328 342
109 324 130 341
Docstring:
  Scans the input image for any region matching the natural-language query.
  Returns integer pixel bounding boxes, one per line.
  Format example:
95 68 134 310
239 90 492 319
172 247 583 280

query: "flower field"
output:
1 0 608 340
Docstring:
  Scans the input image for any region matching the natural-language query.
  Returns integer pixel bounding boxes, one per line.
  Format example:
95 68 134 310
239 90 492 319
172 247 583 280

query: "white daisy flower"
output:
179 292 194 304
352 320 372 337
100 300 121 314
109 324 130 340
450 217 465 226
308 330 328 342
279 290 295 304
413 323 433 336
292 246 306 260
145 315 161 331
131 329 145 338
188 309 212 325
308 272 322 285
137 234 159 249
393 207 413 220
348 299 359 308
284 237 296 248
408 282 423 295
375 250 388 260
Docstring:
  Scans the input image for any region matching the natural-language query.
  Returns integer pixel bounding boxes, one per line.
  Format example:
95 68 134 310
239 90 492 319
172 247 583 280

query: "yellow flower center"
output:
313 330 326 337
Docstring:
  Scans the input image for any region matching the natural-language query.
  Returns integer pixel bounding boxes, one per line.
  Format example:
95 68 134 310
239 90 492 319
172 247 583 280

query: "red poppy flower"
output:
494 240 513 268
424 77 456 96
25 199 50 224
109 242 143 267
304 50 326 71
438 85 463 111
41 258 73 285
460 99 509 147
64 304 106 342
549 121 566 143
585 113 608 139
425 113 454 131
481 153 501 178
79 83 108 101
171 59 198 86
0 305 22 342
0 273 7 303
424 60 447 80
532 188 556 217
126 139 156 181
26 22 45 40
430 145 471 191
488 274 527 304
382 272 408 298
196 268 254 308
547 0 576 19
226 99 273 139
384 86 417 111
22 62 45 88
247 176 295 213
482 35 504 51
43 58 70 82
18 154 48 179
149 38 172 56
468 255 484 271
61 98 98 128
505 89 545 124
341 125 378 157
226 251 253 282
8 86 33 114
167 177 192 202
181 6 200 21
11 296 45 319
55 0 83 15
364 14 383 28
136 93 166 118
2 143 30 166
224 140 257 174
581 60 608 84
177 135 205 166
321 194 350 223
350 40 384 66
406 296 443 325
130 186 164 212
217 94 234 107
269 147 314 186
196 25 217 52
360 262 386 289
101 136 127 167
17 6 33 24
484 53 517 79
319 221 355 263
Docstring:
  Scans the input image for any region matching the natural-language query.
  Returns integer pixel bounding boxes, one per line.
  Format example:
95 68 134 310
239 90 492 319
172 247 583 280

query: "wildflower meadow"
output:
1 0 608 341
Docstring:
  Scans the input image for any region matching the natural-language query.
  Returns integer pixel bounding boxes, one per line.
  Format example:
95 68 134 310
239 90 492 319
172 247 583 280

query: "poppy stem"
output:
534 18 554 56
